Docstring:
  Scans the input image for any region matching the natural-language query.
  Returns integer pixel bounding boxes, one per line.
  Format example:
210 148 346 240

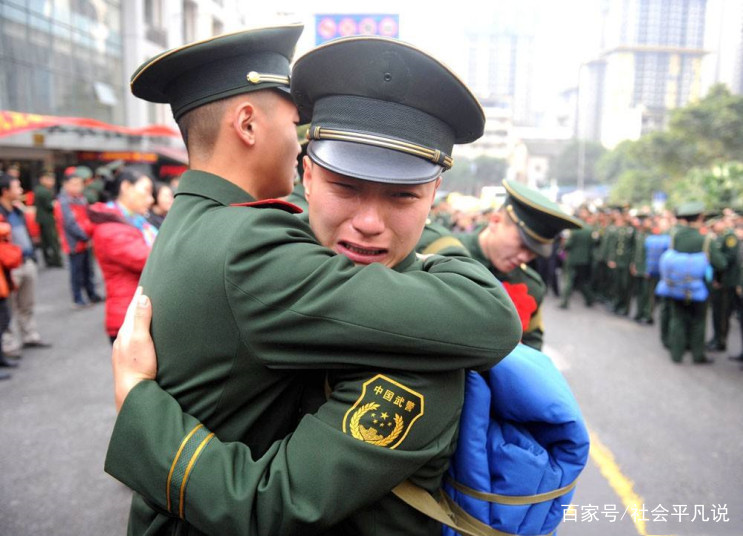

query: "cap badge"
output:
245 71 290 85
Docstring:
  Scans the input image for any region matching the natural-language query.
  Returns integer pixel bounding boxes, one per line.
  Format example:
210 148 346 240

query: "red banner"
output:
77 151 159 163
0 110 180 139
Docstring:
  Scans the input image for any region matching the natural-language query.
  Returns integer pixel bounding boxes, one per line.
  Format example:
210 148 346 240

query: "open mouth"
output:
337 241 389 264
341 242 387 256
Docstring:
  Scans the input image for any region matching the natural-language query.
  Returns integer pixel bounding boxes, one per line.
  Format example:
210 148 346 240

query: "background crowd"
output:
431 200 743 364
0 162 177 380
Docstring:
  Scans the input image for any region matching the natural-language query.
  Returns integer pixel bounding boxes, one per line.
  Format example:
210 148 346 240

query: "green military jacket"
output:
715 230 739 288
671 225 726 272
596 224 614 263
105 170 521 535
563 227 594 266
416 223 545 350
632 229 648 276
33 184 56 226
606 224 634 267
107 256 468 536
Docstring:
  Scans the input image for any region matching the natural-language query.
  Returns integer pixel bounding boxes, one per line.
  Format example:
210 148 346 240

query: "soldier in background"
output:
606 207 634 316
591 208 611 304
729 215 743 362
707 212 740 352
418 179 583 350
32 169 63 268
560 206 595 309
664 202 726 364
630 212 654 324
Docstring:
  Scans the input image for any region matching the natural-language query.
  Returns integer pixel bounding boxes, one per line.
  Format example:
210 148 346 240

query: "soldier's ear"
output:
232 101 258 147
302 156 314 200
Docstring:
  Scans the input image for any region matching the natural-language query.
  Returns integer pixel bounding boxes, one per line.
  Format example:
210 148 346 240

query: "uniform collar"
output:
175 170 256 206
458 231 489 266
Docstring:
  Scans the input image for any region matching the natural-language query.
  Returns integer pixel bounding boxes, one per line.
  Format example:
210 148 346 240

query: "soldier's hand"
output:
112 287 158 412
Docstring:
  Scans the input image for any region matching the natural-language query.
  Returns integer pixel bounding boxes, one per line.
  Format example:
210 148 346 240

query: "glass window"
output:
28 0 49 16
2 3 27 25
144 0 162 27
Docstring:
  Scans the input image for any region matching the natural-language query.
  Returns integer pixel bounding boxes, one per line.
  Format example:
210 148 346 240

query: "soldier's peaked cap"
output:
502 179 583 257
676 201 705 219
130 24 303 121
291 36 485 184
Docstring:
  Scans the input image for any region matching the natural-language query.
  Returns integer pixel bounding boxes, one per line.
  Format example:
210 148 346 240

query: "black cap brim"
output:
515 225 553 257
308 140 442 184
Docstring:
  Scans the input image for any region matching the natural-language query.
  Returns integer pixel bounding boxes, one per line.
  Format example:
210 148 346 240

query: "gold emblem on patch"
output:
726 235 737 249
343 374 424 449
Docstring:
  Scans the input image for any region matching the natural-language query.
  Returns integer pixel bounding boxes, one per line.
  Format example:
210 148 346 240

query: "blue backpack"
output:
644 234 671 277
394 344 590 536
655 249 711 302
655 234 713 302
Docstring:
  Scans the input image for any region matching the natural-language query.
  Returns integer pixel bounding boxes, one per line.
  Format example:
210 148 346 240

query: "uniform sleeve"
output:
106 369 462 536
225 211 522 372
708 236 727 271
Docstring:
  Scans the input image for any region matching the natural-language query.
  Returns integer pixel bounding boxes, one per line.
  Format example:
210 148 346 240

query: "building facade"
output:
579 0 708 148
0 0 255 185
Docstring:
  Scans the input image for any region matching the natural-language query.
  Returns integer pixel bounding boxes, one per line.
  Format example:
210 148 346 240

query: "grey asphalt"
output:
0 264 129 535
1 265 741 535
542 290 743 536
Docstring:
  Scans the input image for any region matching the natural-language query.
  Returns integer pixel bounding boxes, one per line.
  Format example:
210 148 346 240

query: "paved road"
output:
542 291 743 536
0 265 129 535
1 265 741 535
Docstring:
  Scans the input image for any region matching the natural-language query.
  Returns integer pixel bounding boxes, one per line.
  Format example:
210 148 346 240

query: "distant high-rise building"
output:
702 0 743 95
461 3 538 127
581 0 708 148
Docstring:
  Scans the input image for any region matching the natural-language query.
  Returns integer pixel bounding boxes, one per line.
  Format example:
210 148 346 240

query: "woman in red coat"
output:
89 168 157 342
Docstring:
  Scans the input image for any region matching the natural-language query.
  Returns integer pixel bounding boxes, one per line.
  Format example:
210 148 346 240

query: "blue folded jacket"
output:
443 343 590 536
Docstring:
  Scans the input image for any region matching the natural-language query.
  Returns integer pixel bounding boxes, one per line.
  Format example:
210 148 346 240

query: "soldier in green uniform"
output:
591 209 611 303
630 212 653 323
707 214 740 352
730 217 743 362
32 169 63 267
606 208 635 316
105 31 521 535
417 179 583 350
559 206 594 309
665 202 726 364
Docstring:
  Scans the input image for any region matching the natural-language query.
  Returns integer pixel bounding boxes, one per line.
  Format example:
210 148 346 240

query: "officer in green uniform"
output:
560 206 594 309
32 169 63 267
707 215 739 351
105 31 521 535
417 179 583 350
666 202 726 364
